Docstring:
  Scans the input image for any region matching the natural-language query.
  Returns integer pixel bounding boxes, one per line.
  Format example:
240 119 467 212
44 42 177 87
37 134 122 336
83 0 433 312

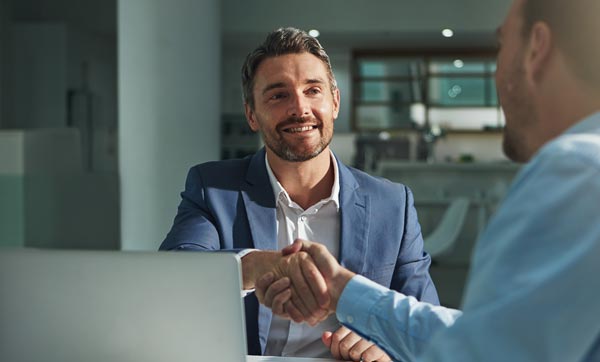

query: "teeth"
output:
287 126 314 133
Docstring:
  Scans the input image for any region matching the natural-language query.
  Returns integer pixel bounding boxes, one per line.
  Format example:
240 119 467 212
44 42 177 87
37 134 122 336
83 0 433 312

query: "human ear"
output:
525 22 553 84
332 88 341 120
244 103 260 132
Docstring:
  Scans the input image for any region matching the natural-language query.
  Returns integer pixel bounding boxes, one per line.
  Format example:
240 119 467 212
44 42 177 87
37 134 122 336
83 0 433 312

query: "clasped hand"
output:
254 239 391 362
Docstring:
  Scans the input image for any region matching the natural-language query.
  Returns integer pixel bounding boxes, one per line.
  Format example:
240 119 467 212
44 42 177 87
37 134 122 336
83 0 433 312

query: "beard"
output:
260 116 333 162
499 56 537 163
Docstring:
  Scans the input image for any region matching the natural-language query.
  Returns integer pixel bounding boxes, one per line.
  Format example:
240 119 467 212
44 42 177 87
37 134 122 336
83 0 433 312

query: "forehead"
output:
253 52 329 87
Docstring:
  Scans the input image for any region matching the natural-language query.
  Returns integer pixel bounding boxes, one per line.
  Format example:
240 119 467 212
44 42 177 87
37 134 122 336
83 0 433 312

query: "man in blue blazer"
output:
160 27 438 361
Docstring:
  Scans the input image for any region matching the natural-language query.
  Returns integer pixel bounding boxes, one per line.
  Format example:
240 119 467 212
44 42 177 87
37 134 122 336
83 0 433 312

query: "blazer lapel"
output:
338 161 370 275
241 149 278 251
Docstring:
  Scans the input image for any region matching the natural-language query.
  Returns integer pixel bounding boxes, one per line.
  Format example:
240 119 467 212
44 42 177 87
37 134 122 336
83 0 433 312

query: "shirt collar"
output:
265 150 340 210
563 111 600 135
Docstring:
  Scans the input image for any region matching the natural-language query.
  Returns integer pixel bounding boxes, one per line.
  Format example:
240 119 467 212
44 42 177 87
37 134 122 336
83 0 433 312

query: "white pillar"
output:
118 0 221 250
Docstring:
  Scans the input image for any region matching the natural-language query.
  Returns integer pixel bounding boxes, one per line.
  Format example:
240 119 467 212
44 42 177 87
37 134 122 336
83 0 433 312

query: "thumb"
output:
321 331 333 348
282 239 303 256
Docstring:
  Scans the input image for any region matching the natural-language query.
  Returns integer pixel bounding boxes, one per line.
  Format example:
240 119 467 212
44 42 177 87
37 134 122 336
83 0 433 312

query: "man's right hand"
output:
242 249 330 325
256 239 356 323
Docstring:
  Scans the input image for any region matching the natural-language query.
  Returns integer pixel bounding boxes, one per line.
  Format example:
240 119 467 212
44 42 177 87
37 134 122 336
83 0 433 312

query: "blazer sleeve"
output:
390 185 440 305
159 166 222 251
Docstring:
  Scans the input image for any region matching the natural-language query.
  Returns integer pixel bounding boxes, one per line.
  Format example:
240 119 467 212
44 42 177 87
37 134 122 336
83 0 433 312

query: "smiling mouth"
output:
283 125 317 133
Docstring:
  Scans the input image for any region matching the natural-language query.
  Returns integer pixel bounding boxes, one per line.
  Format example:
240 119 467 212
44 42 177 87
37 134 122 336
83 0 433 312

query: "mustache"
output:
276 116 321 131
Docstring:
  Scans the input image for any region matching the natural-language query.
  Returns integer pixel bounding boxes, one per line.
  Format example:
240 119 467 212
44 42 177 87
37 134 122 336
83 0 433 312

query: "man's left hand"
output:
323 326 391 362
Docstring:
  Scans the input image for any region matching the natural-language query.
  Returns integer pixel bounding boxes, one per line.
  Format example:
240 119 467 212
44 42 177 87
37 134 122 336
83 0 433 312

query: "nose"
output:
287 92 310 117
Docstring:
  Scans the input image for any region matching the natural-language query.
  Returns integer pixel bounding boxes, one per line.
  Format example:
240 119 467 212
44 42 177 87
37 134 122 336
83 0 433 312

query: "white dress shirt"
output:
262 151 342 358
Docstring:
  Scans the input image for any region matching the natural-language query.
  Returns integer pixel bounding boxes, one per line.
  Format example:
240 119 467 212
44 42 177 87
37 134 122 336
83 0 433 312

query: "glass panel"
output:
355 105 414 129
428 76 498 106
429 108 504 129
357 81 422 103
357 58 424 78
429 59 491 74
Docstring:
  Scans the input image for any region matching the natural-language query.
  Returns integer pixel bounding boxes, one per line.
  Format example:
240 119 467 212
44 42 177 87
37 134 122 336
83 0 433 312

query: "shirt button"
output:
300 216 307 222
346 316 354 324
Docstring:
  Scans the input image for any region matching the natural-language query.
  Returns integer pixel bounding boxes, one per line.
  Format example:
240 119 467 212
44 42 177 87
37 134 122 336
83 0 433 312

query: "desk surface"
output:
247 356 342 362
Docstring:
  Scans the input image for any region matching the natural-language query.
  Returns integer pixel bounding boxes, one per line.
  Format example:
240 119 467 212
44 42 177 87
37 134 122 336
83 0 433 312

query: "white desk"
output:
247 356 342 362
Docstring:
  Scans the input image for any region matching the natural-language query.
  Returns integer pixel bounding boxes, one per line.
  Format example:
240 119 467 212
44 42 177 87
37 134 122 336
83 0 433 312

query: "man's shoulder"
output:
551 131 600 166
341 163 408 195
187 154 258 189
191 155 253 175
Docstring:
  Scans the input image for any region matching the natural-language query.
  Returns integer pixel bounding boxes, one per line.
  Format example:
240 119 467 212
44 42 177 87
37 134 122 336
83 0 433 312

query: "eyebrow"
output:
261 78 326 95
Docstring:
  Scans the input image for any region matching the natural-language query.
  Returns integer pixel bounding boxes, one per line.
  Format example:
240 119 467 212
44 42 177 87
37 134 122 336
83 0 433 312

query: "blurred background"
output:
0 0 517 307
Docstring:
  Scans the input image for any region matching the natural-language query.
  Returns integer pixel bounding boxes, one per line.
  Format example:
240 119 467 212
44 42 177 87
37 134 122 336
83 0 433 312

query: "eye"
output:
306 87 322 95
269 92 287 101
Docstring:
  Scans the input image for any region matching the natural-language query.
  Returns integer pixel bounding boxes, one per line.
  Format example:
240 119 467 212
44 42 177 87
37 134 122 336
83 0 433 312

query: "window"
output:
353 52 503 132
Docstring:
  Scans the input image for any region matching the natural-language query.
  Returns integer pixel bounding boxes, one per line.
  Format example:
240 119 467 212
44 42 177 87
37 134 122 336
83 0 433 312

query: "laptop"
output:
0 249 248 362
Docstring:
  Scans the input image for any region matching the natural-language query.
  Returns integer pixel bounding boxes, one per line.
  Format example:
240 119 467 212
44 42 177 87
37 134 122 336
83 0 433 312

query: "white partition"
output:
0 129 119 249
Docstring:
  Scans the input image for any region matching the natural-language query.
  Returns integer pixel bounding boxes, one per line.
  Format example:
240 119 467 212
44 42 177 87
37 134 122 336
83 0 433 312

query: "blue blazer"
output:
160 148 439 355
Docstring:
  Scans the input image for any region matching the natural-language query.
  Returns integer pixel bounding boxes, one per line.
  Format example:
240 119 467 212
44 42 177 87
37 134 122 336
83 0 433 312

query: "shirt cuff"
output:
336 274 390 329
237 249 258 297
237 248 258 259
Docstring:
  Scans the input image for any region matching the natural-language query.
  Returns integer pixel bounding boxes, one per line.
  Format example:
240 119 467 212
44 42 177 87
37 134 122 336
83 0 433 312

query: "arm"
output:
419 147 600 361
160 167 329 322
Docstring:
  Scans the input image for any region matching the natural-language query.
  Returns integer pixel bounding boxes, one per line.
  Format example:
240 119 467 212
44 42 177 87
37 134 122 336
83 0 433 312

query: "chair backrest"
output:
423 197 470 258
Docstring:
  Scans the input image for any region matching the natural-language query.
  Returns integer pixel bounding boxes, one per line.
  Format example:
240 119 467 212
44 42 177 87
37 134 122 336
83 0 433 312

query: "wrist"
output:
328 268 355 312
241 250 279 289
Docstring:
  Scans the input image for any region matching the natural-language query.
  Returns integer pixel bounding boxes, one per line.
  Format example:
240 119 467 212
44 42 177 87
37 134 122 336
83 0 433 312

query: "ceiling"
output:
8 0 512 49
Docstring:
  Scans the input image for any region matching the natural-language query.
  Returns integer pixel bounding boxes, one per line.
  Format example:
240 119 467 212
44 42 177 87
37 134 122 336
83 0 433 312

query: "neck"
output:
267 148 335 210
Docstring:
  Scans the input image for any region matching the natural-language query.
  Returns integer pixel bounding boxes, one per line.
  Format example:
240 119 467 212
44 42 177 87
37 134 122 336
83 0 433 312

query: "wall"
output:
119 0 221 250
67 28 118 172
10 23 67 129
0 0 11 128
0 129 119 249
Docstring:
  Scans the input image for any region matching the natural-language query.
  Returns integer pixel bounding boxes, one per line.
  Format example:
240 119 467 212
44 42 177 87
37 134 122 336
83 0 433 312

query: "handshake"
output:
243 239 391 362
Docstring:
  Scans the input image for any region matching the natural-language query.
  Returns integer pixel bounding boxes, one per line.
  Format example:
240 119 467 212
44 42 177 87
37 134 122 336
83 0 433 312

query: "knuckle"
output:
349 349 362 361
339 341 352 352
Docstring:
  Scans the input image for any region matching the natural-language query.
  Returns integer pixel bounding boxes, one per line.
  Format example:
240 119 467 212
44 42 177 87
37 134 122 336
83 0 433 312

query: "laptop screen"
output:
0 249 248 362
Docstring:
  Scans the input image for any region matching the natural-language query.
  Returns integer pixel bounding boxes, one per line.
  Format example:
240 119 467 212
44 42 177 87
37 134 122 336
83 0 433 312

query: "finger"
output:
284 300 304 323
301 256 330 309
337 331 362 361
281 239 303 256
254 272 274 304
271 288 292 317
288 255 322 319
348 338 373 362
290 288 311 323
321 331 333 349
361 344 391 362
261 276 291 308
329 326 352 360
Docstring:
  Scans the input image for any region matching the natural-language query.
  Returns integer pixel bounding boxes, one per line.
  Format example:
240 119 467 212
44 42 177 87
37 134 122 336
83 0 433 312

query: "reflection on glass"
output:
428 77 498 107
358 81 422 103
358 58 424 78
356 105 413 129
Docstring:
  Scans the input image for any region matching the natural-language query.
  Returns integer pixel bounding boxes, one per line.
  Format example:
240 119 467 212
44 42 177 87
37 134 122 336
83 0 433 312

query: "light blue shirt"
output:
337 112 600 362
